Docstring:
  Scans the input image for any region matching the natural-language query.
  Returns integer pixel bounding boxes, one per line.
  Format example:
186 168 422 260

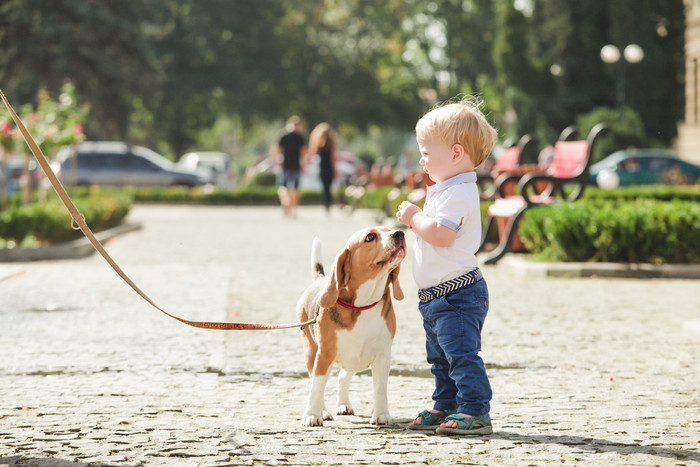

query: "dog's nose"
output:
391 230 404 240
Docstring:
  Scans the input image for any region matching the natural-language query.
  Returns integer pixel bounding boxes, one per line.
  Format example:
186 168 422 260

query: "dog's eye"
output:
364 233 377 242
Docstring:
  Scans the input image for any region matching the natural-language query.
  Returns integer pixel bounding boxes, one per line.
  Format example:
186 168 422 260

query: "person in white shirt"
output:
396 97 496 436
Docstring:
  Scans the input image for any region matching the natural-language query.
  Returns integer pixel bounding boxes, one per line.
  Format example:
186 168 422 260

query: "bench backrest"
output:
494 146 520 170
549 140 590 178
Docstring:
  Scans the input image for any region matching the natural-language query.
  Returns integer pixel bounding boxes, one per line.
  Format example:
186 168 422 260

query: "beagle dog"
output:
297 227 406 427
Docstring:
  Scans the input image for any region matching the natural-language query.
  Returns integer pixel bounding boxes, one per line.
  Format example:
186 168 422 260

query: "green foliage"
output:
577 107 647 162
498 0 684 147
95 185 324 206
0 0 687 164
519 203 598 262
519 199 700 264
606 1 686 143
0 0 156 141
0 206 34 244
34 82 88 154
0 192 132 246
357 186 398 212
584 185 700 202
249 171 277 187
493 1 543 95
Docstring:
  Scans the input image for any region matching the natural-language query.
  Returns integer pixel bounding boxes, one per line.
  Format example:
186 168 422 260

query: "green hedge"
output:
5 183 696 264
583 185 700 202
0 192 132 246
519 199 700 264
68 185 327 206
62 183 700 208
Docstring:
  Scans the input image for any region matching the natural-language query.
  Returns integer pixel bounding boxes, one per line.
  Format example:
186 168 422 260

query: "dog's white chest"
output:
334 305 393 373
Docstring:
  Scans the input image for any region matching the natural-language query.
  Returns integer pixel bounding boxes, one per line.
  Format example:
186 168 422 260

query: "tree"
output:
0 0 686 157
0 0 158 140
140 0 289 156
442 0 497 97
606 0 685 144
528 1 610 132
492 0 550 139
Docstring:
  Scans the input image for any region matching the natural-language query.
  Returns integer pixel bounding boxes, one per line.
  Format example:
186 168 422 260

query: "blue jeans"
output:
418 277 492 416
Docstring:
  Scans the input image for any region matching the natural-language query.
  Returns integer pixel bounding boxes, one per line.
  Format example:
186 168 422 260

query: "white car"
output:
178 151 235 189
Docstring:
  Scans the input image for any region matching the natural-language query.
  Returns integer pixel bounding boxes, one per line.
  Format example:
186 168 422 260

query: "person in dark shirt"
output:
276 116 307 217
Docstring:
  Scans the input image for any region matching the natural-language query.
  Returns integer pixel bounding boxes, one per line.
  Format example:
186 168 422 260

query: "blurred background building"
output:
678 0 700 163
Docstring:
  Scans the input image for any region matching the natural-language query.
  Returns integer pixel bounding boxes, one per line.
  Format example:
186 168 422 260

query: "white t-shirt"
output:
412 171 481 289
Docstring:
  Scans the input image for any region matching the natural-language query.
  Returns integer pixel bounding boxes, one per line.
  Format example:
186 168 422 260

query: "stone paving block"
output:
1 206 699 466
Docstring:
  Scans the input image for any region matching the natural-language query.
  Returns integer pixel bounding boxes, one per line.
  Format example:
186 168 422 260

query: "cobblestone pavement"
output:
1 205 699 466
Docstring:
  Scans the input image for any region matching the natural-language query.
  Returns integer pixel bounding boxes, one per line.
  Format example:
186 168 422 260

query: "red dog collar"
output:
336 298 380 311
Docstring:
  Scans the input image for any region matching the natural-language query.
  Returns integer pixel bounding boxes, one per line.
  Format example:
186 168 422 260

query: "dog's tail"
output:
311 236 325 279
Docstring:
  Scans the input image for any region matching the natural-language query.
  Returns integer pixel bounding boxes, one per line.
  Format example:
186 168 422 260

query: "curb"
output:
495 253 700 279
0 222 142 263
2 223 697 279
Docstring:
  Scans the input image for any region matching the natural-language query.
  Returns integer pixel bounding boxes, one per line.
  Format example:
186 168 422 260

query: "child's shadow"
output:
381 419 697 464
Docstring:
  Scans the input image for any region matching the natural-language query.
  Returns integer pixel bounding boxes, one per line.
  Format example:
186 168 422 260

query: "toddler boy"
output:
396 97 496 435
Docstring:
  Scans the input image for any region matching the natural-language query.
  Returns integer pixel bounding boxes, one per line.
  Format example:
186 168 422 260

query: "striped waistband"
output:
418 269 483 303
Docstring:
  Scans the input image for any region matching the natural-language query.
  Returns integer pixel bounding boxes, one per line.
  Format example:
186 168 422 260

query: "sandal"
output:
435 414 493 436
408 409 455 431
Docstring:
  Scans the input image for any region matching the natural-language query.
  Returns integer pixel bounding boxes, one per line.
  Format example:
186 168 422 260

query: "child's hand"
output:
396 201 421 228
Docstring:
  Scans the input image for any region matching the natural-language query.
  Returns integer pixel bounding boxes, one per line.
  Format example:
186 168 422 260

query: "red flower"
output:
73 125 83 135
1 121 10 137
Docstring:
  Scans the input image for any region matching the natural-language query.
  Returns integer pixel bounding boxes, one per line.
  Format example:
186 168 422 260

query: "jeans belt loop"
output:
418 268 483 303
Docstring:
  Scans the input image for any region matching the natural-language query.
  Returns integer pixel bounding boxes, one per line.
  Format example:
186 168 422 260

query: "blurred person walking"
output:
308 122 338 213
276 116 307 217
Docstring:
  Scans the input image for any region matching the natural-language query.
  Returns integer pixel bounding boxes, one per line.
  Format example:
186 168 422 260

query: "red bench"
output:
479 134 538 200
478 123 610 264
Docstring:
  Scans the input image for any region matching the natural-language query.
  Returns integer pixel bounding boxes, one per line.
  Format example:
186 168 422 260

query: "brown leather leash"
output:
0 89 315 331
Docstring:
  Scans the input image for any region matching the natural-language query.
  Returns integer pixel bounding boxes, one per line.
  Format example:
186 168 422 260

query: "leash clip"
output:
300 310 320 331
71 212 86 230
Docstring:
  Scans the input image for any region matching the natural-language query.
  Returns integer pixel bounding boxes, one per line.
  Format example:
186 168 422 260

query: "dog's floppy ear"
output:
319 248 350 308
390 265 404 300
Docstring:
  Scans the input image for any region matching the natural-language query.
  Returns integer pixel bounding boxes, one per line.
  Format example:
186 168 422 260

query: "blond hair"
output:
308 122 336 155
415 97 497 168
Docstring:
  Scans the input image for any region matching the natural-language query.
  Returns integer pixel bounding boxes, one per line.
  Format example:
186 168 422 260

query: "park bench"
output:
478 123 610 265
479 134 538 200
481 126 585 200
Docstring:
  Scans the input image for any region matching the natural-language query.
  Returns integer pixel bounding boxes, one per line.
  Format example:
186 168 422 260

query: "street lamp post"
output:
600 44 644 108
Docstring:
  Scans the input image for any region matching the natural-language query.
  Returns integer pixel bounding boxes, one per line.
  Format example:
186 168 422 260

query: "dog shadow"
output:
0 456 89 467
363 418 698 464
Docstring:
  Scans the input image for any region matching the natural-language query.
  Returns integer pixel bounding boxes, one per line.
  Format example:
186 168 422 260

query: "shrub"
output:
0 206 35 244
121 185 323 205
360 186 398 212
583 185 700 203
519 199 700 264
249 171 277 187
0 192 132 246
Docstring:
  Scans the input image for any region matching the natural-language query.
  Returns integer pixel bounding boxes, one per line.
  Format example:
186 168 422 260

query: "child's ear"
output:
451 143 465 164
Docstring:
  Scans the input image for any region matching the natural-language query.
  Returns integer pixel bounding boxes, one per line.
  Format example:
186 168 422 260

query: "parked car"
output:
54 141 211 187
0 154 41 195
590 149 700 189
178 151 235 189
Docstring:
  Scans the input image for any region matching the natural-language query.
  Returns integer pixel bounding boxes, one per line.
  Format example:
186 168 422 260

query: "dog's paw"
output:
323 410 334 421
371 411 392 425
336 404 354 416
301 413 324 427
